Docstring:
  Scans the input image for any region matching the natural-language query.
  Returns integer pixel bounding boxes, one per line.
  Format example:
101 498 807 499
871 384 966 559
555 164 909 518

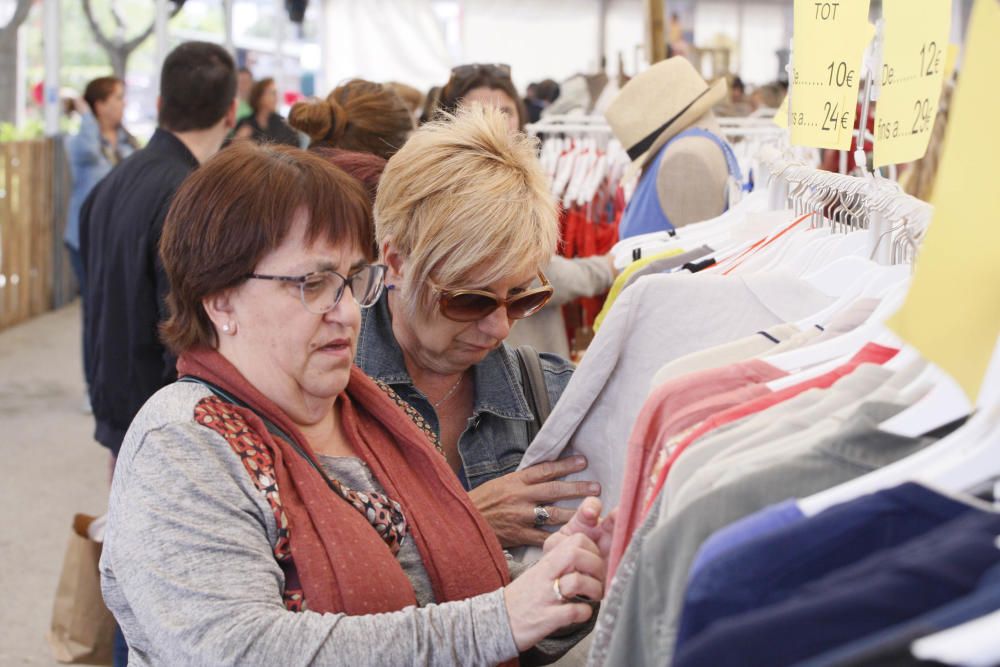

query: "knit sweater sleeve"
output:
100 409 519 667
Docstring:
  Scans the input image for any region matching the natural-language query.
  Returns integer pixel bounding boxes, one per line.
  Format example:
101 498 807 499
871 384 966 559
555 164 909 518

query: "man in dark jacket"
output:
80 42 237 458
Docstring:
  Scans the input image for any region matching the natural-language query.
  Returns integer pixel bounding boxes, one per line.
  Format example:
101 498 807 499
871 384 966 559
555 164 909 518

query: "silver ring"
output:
534 505 551 527
553 578 568 603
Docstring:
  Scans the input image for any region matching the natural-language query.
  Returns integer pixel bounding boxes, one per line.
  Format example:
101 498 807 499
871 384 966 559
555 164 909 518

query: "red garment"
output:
559 196 622 338
608 359 786 578
640 342 900 517
177 349 512 623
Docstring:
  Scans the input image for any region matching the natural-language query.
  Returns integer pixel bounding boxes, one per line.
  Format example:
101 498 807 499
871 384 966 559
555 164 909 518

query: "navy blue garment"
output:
687 498 804 581
797 561 1000 667
80 129 198 454
673 510 1000 667
677 483 977 651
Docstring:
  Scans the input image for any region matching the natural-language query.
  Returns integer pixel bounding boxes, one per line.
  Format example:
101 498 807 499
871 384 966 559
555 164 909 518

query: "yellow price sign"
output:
888 0 1000 401
773 94 789 129
790 0 872 150
873 0 952 167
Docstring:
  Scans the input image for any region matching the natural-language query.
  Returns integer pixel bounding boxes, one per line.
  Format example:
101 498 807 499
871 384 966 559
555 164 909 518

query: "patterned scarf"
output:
177 348 512 618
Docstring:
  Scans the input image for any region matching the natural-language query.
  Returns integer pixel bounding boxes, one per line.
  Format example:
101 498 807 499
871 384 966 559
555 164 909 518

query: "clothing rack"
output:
758 144 931 265
526 115 615 137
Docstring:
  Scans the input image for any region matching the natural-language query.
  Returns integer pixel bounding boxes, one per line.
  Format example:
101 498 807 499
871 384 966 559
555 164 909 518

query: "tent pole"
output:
646 0 666 64
43 0 60 136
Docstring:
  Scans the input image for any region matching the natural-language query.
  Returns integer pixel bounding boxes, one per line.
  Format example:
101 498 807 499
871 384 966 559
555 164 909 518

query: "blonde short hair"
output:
374 105 559 314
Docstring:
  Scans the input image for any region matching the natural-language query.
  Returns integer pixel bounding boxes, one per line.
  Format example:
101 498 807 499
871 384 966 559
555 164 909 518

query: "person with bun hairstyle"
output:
234 77 300 146
290 79 414 255
289 79 413 161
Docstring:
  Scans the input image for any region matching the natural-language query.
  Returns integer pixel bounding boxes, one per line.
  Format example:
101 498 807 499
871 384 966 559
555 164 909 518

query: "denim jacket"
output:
356 293 575 490
65 112 138 249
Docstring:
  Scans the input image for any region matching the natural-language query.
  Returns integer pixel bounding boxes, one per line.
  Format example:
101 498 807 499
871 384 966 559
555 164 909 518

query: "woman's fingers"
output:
531 479 602 503
519 456 588 485
555 571 604 603
546 533 605 581
531 504 576 527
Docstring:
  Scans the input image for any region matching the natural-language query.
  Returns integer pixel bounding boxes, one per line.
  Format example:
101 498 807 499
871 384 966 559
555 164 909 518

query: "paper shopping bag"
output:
47 513 115 665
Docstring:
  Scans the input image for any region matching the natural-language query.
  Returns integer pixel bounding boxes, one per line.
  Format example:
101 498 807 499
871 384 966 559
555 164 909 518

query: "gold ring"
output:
553 577 569 603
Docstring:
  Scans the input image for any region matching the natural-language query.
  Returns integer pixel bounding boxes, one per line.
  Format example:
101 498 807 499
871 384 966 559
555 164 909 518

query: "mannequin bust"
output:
653 112 730 229
605 57 733 239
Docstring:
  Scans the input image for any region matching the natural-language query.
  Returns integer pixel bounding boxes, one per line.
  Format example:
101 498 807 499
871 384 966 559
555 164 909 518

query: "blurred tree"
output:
81 0 185 78
0 0 33 124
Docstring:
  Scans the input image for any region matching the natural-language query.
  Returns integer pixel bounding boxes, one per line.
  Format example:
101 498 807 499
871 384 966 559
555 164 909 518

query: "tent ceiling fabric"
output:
323 0 451 91
319 0 793 96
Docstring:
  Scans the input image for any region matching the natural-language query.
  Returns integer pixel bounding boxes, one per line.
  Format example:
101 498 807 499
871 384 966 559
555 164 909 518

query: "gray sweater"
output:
100 382 520 666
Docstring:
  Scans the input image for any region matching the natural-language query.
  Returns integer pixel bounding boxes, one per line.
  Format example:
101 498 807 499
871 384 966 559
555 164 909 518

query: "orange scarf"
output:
177 348 511 616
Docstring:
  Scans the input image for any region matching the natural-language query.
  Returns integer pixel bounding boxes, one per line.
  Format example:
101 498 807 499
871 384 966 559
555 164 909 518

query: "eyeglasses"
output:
247 264 387 314
450 63 512 81
431 272 554 322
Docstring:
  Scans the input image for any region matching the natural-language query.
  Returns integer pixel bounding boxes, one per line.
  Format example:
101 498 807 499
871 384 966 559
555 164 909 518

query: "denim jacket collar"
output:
356 293 534 422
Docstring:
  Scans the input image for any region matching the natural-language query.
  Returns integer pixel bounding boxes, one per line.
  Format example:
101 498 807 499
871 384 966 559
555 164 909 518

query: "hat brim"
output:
629 77 729 173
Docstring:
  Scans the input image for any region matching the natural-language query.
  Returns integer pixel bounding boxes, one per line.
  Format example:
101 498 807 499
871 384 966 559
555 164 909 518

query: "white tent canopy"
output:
319 0 798 94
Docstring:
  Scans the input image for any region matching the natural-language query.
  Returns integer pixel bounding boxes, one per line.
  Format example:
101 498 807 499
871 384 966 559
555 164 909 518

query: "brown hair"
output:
438 67 527 130
418 86 442 126
385 81 424 115
159 141 374 354
310 146 386 206
288 79 413 160
248 77 275 114
83 76 123 115
159 41 237 132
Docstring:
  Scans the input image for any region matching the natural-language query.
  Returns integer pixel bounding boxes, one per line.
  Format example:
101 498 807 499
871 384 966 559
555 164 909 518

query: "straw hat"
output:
605 57 728 171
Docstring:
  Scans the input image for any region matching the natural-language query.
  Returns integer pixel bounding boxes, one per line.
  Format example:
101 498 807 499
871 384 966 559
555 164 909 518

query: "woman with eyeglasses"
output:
100 140 613 665
355 104 611 552
436 64 617 362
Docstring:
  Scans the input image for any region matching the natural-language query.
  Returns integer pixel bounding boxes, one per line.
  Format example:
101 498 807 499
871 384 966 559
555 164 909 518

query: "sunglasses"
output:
431 272 554 322
450 63 512 81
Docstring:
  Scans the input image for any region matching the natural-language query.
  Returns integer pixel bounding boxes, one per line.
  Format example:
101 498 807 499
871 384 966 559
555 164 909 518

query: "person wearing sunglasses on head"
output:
357 105 609 552
436 63 617 361
100 140 615 665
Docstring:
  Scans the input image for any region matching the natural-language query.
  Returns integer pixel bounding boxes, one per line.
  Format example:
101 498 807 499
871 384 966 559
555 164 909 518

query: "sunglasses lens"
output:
442 292 499 321
506 289 553 319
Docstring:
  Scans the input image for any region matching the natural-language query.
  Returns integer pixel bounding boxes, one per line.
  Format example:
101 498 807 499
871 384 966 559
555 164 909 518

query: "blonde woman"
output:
358 106 604 549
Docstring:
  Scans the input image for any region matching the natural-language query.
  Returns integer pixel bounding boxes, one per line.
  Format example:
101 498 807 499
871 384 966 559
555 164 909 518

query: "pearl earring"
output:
222 323 231 333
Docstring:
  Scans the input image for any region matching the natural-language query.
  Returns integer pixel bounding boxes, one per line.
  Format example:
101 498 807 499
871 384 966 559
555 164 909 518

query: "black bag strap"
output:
177 375 344 496
515 345 552 443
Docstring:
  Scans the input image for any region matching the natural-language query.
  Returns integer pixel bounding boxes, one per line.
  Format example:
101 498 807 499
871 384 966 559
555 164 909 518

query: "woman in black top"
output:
234 77 300 146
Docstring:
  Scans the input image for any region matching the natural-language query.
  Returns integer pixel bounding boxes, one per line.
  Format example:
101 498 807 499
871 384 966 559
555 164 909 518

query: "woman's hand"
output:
469 456 601 548
543 497 617 566
503 532 606 652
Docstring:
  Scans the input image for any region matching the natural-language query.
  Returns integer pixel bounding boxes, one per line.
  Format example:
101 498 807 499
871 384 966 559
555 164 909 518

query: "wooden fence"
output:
0 138 73 332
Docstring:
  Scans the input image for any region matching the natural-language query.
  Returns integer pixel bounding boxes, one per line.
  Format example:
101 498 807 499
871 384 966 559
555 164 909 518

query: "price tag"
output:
773 94 789 129
873 0 952 167
790 0 872 150
888 0 1000 401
